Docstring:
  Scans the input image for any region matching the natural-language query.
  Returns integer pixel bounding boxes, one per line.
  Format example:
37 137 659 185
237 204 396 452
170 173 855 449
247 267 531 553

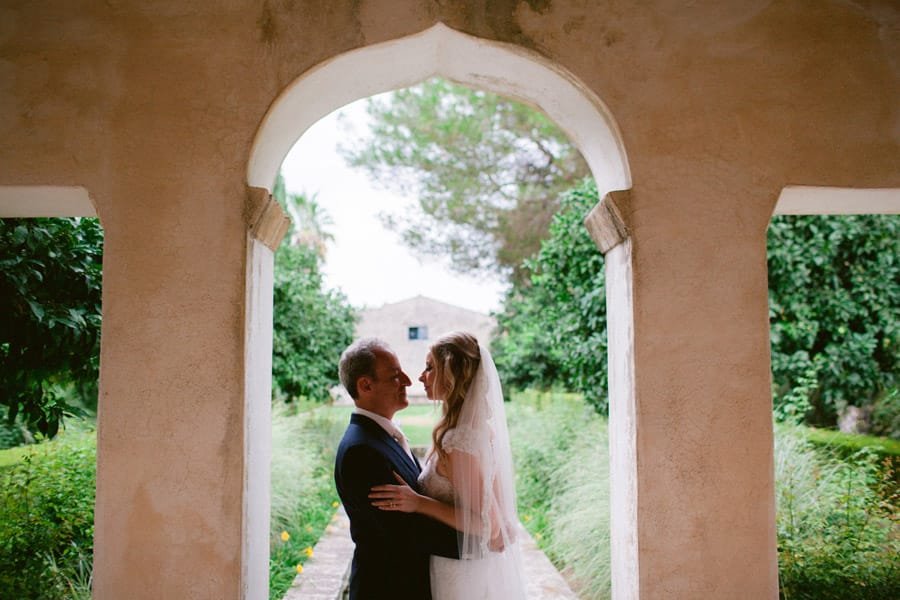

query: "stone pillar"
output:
92 182 288 599
586 190 779 599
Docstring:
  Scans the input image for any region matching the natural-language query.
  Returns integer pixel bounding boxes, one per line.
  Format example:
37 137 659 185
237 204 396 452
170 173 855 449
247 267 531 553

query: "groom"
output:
334 338 459 600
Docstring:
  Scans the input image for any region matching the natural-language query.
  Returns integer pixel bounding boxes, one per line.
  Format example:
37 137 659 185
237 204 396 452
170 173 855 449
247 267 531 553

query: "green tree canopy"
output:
0 218 103 437
493 179 608 411
339 77 588 281
271 175 356 402
271 243 355 402
768 214 899 426
495 182 900 431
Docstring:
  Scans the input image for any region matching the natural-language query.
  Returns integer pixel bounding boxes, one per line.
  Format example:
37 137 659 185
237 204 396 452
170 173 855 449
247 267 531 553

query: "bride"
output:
369 331 527 599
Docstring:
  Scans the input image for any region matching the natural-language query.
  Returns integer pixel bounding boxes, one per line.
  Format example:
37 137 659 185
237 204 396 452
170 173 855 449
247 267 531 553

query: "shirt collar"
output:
353 407 406 441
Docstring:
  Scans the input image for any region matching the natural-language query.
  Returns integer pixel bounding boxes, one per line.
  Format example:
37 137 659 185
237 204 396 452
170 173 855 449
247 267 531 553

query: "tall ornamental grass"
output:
508 392 899 600
268 404 344 600
507 391 611 598
775 425 900 599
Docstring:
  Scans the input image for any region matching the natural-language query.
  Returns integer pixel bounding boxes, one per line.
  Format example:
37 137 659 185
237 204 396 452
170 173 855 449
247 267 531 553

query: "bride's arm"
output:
368 453 488 536
369 472 463 530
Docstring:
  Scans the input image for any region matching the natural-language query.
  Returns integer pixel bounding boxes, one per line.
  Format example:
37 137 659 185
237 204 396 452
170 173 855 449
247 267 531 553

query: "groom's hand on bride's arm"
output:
369 471 422 513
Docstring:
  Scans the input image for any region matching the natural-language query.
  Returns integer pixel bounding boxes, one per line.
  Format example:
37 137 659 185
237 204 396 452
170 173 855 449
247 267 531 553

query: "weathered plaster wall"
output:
1 1 898 598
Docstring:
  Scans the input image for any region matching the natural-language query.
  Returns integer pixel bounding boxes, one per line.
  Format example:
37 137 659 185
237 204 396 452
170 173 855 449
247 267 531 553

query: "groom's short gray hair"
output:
339 338 390 400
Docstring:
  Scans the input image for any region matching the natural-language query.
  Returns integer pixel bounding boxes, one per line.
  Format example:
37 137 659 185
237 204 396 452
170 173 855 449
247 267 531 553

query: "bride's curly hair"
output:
430 332 481 463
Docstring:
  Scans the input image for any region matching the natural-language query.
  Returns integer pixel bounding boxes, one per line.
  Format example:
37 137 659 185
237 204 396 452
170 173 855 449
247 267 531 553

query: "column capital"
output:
584 189 630 254
246 186 290 251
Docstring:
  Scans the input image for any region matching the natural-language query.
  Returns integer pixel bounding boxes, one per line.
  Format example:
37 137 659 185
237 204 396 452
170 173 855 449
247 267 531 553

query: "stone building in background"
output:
351 295 497 402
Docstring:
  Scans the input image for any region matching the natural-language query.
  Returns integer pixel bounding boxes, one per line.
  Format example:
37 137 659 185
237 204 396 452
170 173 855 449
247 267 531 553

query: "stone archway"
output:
6 3 896 598
245 22 636 599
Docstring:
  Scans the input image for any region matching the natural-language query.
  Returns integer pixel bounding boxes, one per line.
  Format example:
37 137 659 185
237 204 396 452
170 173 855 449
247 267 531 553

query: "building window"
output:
408 326 428 340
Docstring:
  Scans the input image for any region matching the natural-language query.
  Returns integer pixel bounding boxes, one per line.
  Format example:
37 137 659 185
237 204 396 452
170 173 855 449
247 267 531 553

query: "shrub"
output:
775 425 900 599
0 406 346 600
767 214 900 428
1 217 103 438
870 388 900 441
0 430 96 600
268 404 344 599
507 390 611 598
493 181 608 412
508 392 899 600
0 408 27 450
272 243 356 404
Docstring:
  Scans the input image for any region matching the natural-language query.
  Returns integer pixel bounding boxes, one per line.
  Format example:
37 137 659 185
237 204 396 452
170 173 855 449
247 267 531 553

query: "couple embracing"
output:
334 332 527 599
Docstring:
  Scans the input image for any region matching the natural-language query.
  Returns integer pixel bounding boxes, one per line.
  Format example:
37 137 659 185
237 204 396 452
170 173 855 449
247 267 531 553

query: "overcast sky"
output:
279 98 506 315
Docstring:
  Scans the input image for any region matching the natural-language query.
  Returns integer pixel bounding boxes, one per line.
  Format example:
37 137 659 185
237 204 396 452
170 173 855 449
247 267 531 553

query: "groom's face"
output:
366 349 412 418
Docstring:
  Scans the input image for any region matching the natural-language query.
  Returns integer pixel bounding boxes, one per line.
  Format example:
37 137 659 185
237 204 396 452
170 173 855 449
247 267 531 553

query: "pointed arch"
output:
247 23 631 199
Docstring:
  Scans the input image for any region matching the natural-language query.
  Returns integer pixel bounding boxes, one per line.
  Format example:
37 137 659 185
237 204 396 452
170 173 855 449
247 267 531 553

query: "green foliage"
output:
768 215 900 429
0 431 96 599
507 391 611 598
508 394 899 599
340 77 588 280
493 179 608 411
0 406 346 600
804 427 900 459
272 243 356 402
496 187 899 428
803 426 900 500
0 218 103 438
775 426 900 599
269 404 344 599
0 406 28 450
271 174 357 403
870 388 900 441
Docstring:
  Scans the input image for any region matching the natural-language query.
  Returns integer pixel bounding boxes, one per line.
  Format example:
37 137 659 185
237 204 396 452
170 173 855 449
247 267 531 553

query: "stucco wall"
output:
1 1 898 598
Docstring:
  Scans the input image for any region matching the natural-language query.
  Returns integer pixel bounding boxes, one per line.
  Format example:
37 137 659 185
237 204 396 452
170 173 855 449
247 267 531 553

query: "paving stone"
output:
286 506 580 599
283 508 353 600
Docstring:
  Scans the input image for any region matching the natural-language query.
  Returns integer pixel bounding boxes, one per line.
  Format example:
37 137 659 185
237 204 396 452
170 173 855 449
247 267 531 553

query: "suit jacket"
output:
334 413 460 600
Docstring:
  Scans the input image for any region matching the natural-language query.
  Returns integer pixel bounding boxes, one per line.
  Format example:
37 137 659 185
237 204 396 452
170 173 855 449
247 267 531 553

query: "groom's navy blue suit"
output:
335 413 460 600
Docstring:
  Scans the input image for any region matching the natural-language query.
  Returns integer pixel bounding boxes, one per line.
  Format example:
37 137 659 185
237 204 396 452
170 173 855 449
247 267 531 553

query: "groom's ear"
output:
357 376 373 395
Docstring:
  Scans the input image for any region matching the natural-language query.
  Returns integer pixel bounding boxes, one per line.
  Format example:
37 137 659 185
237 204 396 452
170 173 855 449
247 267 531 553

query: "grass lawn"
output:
324 403 440 447
0 445 29 468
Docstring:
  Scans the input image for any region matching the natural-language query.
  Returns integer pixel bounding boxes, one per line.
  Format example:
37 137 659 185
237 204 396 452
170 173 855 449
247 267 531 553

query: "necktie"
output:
392 428 414 461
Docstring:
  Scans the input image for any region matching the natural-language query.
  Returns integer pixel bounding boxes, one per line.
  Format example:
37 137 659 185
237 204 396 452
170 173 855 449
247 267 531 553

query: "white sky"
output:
280 98 506 315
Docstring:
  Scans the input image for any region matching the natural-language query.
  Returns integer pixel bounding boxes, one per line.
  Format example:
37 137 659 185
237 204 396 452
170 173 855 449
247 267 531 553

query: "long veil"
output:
442 344 526 597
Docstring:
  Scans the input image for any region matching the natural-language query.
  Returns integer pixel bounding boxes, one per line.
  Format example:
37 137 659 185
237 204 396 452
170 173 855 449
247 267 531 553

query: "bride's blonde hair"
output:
429 332 481 463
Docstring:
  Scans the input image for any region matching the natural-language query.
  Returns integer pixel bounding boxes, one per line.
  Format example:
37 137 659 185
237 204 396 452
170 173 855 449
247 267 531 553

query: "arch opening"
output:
248 23 631 197
244 22 635 599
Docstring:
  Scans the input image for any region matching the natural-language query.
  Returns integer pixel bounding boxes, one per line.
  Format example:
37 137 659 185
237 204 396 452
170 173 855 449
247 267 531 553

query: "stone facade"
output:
354 295 497 400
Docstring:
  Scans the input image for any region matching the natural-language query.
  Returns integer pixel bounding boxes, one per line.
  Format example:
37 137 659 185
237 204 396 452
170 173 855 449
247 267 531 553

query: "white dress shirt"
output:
353 407 414 461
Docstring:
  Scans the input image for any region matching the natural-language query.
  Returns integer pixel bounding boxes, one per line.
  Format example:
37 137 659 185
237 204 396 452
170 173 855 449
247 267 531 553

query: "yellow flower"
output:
535 532 543 540
280 531 290 542
305 525 313 533
296 564 303 574
331 500 340 508
304 546 314 558
523 515 532 522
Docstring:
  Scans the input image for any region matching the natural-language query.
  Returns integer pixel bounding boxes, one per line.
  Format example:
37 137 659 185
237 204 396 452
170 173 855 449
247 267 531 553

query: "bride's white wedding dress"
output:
420 433 527 600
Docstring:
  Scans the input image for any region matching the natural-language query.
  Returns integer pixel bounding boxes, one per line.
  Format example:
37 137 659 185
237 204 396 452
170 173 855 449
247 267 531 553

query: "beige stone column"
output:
92 182 288 599
586 190 779 599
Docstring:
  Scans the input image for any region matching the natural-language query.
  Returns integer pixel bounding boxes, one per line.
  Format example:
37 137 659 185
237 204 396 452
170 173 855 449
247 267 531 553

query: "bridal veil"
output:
441 344 526 596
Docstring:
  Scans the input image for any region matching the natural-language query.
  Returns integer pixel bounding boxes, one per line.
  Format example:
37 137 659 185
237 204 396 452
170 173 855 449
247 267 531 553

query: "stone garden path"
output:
284 506 580 600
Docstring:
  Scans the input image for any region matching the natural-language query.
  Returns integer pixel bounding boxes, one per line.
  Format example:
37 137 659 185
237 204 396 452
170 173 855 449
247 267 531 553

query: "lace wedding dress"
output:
419 431 527 600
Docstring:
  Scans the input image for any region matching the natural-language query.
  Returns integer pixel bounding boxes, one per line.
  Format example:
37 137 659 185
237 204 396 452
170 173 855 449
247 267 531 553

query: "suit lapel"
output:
351 413 421 480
